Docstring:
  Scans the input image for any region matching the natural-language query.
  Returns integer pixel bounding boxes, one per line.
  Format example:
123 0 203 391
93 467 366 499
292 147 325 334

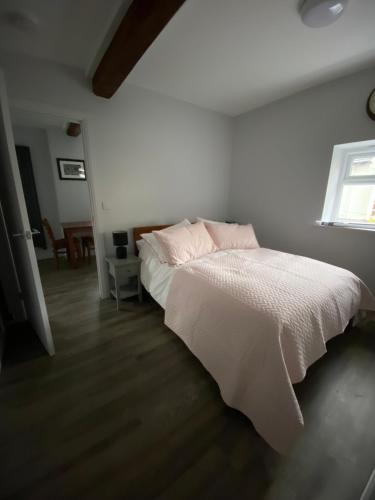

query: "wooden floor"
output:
1 259 375 500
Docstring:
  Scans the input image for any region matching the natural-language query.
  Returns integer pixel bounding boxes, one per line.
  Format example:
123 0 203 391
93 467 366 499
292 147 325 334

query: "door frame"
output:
10 99 105 299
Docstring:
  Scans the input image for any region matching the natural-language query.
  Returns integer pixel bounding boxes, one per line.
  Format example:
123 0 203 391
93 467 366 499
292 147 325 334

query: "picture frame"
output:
57 158 86 181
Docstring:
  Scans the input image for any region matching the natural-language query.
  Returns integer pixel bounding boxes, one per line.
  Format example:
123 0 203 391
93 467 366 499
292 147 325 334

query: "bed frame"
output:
133 225 170 255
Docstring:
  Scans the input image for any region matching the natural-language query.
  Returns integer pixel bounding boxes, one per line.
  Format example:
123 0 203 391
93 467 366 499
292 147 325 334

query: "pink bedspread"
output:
164 248 375 453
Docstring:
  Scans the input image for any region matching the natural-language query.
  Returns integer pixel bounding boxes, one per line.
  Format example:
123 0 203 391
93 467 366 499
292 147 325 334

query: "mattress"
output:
139 244 229 308
139 247 175 308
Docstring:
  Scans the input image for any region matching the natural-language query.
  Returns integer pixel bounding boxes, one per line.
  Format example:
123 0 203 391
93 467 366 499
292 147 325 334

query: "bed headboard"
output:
133 225 170 255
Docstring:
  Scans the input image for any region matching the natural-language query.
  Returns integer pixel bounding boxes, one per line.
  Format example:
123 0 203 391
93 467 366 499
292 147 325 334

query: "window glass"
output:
338 184 375 223
348 156 375 177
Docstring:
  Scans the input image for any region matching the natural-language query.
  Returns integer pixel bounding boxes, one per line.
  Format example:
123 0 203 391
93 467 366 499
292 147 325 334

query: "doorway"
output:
9 106 101 349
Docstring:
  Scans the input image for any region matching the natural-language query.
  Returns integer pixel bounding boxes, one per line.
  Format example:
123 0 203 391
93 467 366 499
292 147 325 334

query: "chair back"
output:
42 218 56 245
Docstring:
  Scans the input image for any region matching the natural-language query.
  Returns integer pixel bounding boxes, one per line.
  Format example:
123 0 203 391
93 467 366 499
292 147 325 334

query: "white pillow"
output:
141 219 191 263
137 239 158 261
153 222 217 266
136 239 145 251
196 217 224 225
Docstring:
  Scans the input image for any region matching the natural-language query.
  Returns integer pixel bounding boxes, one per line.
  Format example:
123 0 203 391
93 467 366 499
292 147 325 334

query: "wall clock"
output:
367 88 375 121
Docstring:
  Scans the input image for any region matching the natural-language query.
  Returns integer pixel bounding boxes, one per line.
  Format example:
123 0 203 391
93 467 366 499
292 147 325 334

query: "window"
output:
321 140 375 230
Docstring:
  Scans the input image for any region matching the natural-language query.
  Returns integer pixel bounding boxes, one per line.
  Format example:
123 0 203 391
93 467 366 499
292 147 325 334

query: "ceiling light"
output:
300 0 348 28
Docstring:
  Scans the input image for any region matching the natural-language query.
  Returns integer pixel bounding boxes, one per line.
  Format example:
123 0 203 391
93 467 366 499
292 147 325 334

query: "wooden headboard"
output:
133 225 171 255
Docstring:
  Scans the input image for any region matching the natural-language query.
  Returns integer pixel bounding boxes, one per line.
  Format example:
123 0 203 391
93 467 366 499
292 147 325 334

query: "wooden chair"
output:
81 235 95 264
42 218 82 269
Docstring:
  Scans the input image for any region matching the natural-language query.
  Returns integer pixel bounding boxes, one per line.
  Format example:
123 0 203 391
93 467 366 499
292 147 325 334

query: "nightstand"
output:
105 255 142 311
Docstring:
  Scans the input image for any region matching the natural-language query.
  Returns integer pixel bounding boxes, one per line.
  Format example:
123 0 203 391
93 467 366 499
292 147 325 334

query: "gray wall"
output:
229 67 375 291
47 126 91 223
4 51 374 294
0 51 232 295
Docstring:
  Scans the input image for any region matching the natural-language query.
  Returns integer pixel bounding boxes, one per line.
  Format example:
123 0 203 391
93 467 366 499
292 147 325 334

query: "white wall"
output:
229 67 375 291
46 126 91 222
12 126 60 259
0 52 233 295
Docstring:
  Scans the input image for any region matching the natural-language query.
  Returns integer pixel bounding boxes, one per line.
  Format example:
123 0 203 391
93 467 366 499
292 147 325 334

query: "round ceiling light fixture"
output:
300 0 348 28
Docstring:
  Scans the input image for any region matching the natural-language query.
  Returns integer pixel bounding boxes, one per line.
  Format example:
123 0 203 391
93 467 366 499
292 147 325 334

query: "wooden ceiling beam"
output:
92 0 186 99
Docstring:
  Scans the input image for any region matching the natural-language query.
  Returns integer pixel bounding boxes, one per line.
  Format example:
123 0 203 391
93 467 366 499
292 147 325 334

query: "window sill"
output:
315 221 375 232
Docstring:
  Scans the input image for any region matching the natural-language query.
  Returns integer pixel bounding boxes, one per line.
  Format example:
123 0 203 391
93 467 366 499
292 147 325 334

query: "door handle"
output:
12 229 40 240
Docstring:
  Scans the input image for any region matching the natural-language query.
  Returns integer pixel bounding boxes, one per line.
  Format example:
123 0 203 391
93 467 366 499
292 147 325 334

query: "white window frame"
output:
321 140 375 230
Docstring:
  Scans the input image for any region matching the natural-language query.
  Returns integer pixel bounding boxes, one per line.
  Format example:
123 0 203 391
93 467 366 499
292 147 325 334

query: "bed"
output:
134 225 175 308
133 224 375 453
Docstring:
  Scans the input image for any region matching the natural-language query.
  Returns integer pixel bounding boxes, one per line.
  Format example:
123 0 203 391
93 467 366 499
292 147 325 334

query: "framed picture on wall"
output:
57 158 86 180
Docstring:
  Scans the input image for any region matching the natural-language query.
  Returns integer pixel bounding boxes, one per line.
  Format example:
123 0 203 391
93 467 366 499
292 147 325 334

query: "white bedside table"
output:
105 255 142 311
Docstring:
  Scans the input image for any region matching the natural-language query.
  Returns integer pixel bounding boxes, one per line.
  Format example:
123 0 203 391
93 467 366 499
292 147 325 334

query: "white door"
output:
0 70 55 355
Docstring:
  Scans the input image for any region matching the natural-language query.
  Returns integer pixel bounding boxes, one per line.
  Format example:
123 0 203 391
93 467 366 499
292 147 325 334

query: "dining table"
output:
61 220 93 268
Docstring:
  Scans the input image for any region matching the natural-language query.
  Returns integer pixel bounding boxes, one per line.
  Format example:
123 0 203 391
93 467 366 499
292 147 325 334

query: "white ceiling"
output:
0 0 374 116
0 0 124 70
127 0 375 116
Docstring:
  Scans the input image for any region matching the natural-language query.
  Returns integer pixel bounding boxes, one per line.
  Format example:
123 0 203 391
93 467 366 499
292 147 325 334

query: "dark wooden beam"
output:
92 0 186 98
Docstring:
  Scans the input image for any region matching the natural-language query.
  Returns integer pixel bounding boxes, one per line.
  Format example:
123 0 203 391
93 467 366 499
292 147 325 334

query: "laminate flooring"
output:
1 258 374 500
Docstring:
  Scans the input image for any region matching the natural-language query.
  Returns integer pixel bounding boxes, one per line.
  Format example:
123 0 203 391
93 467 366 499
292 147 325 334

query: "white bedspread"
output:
165 248 375 453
